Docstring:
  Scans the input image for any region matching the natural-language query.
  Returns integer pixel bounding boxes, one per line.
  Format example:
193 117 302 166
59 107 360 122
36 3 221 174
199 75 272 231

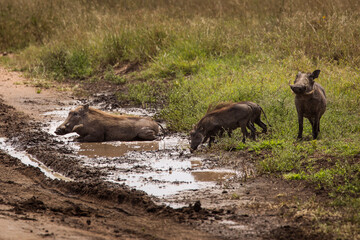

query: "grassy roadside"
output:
1 0 359 238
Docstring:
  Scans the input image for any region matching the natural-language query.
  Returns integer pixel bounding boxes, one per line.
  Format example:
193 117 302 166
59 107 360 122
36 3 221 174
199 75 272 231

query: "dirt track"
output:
0 67 328 239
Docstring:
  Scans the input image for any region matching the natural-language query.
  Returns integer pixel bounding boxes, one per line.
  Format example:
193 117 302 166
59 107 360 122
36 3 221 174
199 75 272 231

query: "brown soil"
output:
0 67 330 239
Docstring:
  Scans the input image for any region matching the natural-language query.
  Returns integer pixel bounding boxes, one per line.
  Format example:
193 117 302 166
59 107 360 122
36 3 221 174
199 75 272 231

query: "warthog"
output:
289 70 326 139
207 101 270 134
55 104 160 142
190 103 254 152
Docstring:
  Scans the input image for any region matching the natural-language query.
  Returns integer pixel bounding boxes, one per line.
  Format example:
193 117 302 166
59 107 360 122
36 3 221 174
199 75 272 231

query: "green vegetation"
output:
1 0 360 238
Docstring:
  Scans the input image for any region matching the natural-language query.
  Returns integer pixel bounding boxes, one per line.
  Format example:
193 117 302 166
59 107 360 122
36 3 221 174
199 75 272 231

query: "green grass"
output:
1 0 360 238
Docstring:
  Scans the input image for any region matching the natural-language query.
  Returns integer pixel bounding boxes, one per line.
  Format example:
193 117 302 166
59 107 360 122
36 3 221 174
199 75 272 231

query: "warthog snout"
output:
55 118 75 135
189 130 203 152
55 123 71 135
55 126 66 135
290 85 307 94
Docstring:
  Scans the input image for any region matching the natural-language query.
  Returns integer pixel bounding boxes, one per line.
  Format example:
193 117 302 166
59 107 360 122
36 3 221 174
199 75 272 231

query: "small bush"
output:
122 81 167 107
41 47 92 80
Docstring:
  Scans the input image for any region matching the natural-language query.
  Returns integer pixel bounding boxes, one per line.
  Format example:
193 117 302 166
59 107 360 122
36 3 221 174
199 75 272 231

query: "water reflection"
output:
77 141 159 158
192 171 236 182
190 160 202 168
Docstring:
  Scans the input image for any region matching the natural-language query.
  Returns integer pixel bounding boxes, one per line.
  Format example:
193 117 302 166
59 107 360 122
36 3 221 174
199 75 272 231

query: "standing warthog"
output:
190 103 254 152
289 70 326 139
207 101 270 134
55 104 160 142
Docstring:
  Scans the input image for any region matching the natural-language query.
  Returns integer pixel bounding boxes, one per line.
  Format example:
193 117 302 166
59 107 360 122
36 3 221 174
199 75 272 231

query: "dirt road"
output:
0 67 327 239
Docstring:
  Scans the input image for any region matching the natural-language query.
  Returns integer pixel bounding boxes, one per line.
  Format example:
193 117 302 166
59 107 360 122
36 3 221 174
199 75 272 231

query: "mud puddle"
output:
41 106 243 206
0 138 72 181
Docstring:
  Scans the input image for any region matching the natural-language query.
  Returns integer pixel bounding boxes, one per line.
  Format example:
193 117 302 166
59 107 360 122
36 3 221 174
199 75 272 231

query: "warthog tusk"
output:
304 89 315 95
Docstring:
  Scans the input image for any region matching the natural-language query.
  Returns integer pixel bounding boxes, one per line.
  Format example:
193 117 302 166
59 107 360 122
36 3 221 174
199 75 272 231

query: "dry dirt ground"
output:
0 67 329 239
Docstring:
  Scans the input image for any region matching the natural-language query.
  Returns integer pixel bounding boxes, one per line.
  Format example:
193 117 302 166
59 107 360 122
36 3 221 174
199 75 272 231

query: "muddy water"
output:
41 106 243 200
77 141 159 158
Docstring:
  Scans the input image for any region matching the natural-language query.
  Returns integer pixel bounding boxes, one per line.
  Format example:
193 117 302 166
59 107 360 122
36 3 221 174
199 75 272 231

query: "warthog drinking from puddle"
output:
289 70 326 139
190 103 254 152
55 104 160 142
207 101 270 134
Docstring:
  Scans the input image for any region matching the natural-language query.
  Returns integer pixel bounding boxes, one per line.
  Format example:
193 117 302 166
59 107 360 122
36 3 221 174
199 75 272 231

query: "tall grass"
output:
2 0 360 72
1 0 360 237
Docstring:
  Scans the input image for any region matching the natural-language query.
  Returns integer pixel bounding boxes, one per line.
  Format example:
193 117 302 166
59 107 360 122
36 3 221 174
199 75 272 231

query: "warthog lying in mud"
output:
190 103 254 152
55 104 160 142
207 101 270 134
289 70 326 139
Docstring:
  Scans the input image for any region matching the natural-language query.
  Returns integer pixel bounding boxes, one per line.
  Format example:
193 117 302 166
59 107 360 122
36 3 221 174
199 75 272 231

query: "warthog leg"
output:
247 122 256 140
87 135 104 142
308 118 314 127
297 113 304 139
74 133 104 142
72 124 84 134
74 136 84 142
138 127 157 140
208 136 215 147
254 118 267 134
72 125 105 142
308 116 321 139
312 117 321 139
240 125 248 143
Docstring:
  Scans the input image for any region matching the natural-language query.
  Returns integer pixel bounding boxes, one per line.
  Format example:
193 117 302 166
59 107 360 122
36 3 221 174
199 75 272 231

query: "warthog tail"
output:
157 122 166 140
260 106 272 128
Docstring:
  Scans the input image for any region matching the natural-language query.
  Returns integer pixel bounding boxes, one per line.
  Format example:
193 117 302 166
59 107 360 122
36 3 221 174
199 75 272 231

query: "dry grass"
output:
2 0 360 67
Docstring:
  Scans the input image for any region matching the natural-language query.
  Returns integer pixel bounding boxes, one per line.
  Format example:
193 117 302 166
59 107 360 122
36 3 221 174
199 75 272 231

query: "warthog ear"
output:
82 104 89 112
81 103 89 114
310 70 320 80
293 72 301 83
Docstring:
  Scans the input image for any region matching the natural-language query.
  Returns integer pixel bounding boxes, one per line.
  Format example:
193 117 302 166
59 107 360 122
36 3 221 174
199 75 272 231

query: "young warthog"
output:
207 101 270 134
289 70 326 139
55 104 160 142
190 103 253 152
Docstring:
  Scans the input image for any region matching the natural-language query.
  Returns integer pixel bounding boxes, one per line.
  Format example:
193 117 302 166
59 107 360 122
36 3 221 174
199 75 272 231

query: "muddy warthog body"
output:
289 70 326 139
55 105 160 142
190 103 253 151
207 101 269 133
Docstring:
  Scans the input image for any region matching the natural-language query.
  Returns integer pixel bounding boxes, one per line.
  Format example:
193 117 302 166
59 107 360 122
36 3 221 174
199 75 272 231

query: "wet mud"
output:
0 67 330 239
0 100 326 239
42 105 244 200
0 99 226 239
